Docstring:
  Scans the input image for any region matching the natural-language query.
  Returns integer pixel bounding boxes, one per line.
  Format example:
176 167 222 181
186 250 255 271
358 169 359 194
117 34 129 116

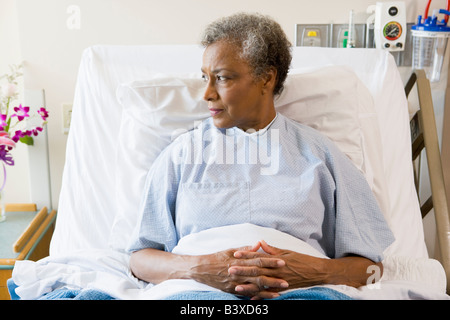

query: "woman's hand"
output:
230 240 382 299
229 240 329 299
189 242 288 299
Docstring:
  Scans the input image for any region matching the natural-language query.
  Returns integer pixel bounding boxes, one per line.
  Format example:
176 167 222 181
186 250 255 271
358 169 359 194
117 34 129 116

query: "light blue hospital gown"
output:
128 113 394 262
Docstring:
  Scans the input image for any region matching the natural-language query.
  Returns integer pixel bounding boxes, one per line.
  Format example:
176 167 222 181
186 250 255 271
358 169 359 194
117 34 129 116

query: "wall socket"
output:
62 103 72 134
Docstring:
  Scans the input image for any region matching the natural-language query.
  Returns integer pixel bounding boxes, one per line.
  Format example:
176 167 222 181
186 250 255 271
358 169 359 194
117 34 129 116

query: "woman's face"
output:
201 41 276 131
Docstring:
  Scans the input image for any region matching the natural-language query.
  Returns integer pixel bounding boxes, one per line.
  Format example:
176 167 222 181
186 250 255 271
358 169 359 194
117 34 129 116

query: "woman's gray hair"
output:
201 12 292 96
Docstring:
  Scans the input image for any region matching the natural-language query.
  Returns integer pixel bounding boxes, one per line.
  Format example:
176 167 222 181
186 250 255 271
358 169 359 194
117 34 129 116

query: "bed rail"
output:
405 69 450 293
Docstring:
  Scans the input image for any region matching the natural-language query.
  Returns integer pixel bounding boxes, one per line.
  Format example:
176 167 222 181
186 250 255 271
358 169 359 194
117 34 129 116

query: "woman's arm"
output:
130 248 195 284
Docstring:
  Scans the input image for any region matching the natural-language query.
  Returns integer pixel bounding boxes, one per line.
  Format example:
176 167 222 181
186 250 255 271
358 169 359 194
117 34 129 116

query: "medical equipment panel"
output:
374 1 407 51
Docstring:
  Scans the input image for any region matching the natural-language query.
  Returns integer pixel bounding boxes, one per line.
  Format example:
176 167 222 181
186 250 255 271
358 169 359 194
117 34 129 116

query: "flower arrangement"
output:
0 64 49 189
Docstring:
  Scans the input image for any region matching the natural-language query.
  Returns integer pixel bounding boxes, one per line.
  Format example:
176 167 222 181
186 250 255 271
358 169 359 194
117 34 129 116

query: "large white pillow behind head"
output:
110 76 209 250
277 66 390 229
277 67 365 170
109 66 388 252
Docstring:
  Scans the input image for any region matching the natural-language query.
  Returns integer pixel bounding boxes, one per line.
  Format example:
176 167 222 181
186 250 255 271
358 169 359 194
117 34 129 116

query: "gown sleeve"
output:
127 138 184 253
322 138 395 262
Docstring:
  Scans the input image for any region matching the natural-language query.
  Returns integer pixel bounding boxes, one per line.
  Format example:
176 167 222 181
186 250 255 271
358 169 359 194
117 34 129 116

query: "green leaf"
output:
20 136 34 146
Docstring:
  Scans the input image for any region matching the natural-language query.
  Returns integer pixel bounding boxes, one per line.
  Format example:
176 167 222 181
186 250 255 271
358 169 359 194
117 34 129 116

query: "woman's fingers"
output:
225 243 291 299
259 240 280 255
229 267 289 288
235 283 280 299
234 240 282 258
230 257 285 269
235 242 261 253
233 275 288 298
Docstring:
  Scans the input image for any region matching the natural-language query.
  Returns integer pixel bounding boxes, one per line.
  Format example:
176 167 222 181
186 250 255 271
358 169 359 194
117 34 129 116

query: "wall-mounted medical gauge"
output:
374 2 406 51
383 21 402 41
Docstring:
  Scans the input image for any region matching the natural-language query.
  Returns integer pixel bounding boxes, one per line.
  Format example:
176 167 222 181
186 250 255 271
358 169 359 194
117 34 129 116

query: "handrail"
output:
406 69 450 293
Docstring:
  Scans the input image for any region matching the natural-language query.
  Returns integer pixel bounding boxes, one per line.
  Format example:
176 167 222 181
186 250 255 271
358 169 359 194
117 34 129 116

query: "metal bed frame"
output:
405 69 450 293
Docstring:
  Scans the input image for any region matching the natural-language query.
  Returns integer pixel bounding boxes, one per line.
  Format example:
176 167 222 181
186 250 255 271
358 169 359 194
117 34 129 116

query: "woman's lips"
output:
209 108 223 117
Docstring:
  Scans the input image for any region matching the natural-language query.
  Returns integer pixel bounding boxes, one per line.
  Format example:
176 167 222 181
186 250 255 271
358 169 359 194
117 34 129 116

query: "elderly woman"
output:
128 13 394 300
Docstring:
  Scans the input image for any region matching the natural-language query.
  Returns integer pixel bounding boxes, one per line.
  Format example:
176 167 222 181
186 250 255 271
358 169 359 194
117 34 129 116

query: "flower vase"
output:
0 190 5 222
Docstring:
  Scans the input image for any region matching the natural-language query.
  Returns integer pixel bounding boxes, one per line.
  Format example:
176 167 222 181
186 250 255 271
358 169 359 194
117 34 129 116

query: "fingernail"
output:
280 282 289 288
234 252 242 258
235 286 244 292
277 260 285 267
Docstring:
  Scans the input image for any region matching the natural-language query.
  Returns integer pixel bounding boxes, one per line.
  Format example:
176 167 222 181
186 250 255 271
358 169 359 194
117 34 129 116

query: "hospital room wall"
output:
0 1 30 205
0 0 448 254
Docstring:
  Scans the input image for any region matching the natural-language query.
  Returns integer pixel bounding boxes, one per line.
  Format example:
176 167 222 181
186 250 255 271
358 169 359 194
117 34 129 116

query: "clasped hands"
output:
191 240 327 300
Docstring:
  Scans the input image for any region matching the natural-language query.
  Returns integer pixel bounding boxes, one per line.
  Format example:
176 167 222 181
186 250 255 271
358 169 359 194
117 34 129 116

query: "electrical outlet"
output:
62 103 72 134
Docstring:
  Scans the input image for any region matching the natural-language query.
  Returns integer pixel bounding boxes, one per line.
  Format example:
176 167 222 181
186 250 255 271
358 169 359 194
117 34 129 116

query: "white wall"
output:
0 0 29 203
1 0 447 257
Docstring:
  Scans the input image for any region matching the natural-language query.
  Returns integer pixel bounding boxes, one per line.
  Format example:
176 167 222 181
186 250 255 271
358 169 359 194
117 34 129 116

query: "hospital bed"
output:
8 45 450 299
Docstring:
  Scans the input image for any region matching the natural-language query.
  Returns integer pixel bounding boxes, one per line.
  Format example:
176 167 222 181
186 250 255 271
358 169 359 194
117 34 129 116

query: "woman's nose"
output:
203 81 218 101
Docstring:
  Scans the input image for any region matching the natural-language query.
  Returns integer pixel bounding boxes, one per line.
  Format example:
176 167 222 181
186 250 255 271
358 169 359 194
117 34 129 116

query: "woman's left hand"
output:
229 240 329 299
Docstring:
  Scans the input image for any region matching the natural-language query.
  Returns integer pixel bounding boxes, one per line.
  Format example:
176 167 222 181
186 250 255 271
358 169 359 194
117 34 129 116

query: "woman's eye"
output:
201 74 228 82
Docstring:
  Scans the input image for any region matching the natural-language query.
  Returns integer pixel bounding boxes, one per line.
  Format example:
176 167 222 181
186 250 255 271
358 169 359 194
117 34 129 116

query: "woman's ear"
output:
261 67 277 96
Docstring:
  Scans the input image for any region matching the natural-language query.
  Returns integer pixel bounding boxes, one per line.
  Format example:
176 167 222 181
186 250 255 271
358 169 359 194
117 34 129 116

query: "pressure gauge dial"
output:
383 21 402 41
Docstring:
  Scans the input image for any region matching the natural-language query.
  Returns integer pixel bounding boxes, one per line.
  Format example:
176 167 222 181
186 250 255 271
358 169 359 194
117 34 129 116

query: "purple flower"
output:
37 107 49 120
11 130 23 143
12 104 30 121
32 127 43 136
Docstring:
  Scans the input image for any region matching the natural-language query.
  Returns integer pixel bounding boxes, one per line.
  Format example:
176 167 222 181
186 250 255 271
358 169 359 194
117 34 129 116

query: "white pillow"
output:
109 66 388 252
279 67 390 229
277 67 366 170
110 75 209 250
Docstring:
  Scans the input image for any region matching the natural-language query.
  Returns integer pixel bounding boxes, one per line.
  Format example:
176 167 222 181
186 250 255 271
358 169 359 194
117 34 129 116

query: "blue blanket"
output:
37 288 116 300
7 278 116 300
165 287 352 300
8 277 351 300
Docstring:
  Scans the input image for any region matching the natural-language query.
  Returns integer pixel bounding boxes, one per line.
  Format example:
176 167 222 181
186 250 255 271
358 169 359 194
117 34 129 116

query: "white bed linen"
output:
11 45 446 300
51 45 204 254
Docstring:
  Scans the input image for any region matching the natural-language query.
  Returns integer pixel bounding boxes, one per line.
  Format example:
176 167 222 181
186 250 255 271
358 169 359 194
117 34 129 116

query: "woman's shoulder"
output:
277 113 333 147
